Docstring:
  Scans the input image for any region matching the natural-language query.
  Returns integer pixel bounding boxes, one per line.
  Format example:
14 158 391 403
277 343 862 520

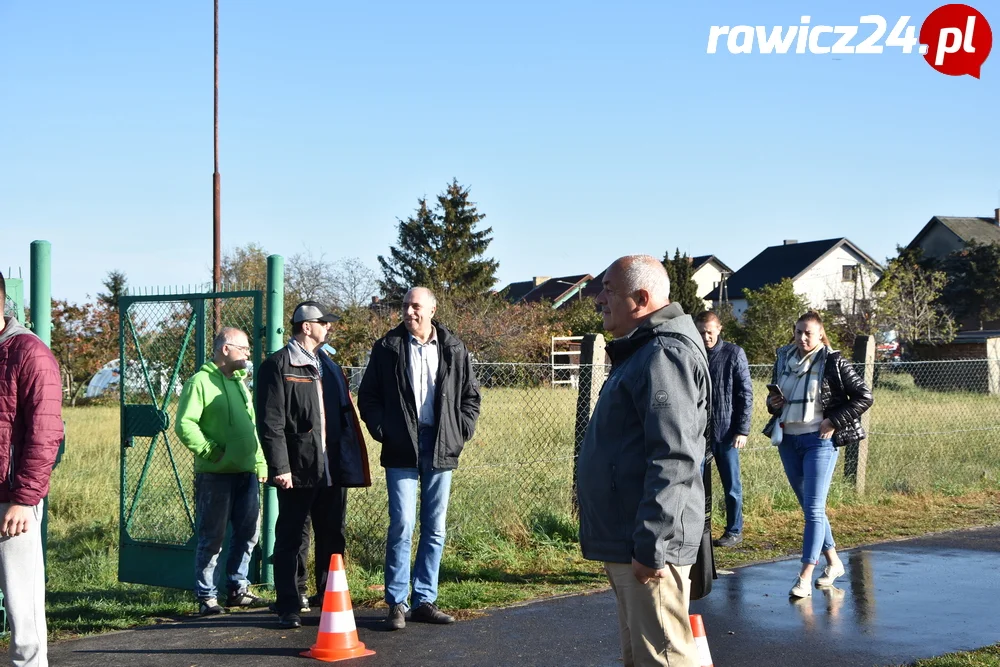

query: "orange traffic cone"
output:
689 614 714 667
302 554 376 662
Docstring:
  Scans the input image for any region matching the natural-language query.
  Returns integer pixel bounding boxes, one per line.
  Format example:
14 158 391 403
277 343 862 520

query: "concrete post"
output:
572 333 607 516
987 338 1000 396
845 335 875 494
260 255 284 587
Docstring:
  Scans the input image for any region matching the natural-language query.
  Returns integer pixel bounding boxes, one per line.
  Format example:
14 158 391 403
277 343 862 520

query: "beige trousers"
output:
604 562 698 667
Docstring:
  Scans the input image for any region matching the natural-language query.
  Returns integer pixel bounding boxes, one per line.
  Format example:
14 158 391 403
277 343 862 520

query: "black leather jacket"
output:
764 346 874 448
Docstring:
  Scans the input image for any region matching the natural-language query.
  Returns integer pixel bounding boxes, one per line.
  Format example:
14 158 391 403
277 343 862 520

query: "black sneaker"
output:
307 593 324 608
410 602 455 625
385 603 407 631
277 612 302 629
713 533 743 547
226 590 267 608
199 598 224 616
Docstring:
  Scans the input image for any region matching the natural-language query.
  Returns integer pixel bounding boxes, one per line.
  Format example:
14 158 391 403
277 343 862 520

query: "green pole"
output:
30 241 52 346
30 240 59 576
260 254 284 587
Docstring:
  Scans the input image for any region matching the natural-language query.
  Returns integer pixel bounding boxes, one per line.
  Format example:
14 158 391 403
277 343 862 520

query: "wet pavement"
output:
48 526 1000 666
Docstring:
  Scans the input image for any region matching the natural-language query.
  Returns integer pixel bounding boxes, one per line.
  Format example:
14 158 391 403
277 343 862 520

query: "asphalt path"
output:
48 525 1000 666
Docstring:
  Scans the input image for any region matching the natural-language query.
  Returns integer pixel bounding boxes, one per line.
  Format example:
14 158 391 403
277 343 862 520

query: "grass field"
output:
30 369 1000 650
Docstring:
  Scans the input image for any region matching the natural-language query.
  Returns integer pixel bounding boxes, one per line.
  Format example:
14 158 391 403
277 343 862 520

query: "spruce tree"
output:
662 249 705 315
379 179 499 301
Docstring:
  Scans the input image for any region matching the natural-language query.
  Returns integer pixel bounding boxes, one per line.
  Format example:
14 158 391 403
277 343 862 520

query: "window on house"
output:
826 300 843 314
842 265 857 282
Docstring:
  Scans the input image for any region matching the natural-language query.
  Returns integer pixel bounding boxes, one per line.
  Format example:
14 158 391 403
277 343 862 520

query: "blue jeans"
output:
712 439 743 536
778 432 838 564
194 472 261 600
384 428 452 608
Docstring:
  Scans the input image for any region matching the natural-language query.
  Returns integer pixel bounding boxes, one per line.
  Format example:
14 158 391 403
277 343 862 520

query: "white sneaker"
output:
789 576 812 598
815 561 845 587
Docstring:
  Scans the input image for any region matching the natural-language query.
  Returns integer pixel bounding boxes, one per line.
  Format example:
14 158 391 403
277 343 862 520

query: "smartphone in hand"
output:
766 383 783 397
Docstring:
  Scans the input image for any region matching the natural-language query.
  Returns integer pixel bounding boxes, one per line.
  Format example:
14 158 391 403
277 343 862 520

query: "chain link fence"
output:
340 358 1000 568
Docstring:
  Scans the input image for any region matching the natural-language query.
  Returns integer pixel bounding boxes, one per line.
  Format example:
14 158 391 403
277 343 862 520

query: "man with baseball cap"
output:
256 300 371 629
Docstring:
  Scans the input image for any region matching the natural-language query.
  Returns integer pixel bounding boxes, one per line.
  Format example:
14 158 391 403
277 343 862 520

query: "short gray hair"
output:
404 286 437 307
213 327 246 355
618 255 670 302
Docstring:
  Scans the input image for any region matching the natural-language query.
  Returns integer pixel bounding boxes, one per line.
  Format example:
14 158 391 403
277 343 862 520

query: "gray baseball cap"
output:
290 300 339 324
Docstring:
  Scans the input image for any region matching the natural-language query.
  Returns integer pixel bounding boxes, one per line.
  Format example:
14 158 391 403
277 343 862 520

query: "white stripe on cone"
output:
325 569 349 593
694 635 713 667
319 609 357 634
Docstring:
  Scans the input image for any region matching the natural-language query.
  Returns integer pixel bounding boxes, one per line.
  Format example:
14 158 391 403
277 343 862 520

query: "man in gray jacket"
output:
578 255 710 667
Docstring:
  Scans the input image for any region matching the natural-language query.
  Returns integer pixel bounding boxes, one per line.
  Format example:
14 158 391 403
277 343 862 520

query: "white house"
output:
690 255 734 309
706 238 883 321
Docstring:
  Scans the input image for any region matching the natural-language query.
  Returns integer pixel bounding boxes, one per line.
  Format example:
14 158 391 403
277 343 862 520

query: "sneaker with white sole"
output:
199 598 224 616
789 576 812 598
815 561 845 587
226 590 268 608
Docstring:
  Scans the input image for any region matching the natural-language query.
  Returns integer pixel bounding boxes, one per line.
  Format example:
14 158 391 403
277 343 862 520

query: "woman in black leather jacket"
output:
763 311 873 599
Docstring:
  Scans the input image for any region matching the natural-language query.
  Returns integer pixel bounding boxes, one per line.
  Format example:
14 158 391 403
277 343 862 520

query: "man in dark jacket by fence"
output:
256 301 371 630
577 256 709 667
1 272 63 667
358 287 481 632
694 311 753 547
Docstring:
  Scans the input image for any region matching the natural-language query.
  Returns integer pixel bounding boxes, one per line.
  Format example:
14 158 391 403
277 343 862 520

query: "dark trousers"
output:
273 484 347 614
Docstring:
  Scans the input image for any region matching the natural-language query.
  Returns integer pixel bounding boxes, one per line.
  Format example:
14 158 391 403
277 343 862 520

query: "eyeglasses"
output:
226 343 251 353
307 320 332 328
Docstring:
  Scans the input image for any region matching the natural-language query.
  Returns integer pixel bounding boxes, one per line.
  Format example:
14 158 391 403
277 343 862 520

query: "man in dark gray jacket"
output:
694 310 753 547
358 287 480 631
578 255 709 667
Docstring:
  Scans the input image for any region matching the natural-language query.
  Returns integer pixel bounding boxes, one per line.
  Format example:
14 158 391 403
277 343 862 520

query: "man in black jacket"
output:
694 310 753 547
256 301 371 630
358 287 480 631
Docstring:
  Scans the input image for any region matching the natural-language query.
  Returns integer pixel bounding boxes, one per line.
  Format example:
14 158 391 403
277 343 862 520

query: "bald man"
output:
578 255 710 667
358 287 481 631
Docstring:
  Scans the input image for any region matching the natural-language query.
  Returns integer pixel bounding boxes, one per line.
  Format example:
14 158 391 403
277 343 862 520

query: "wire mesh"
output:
340 358 1000 567
120 296 261 549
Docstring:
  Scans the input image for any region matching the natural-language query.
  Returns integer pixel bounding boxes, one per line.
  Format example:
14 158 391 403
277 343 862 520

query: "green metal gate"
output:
118 289 264 589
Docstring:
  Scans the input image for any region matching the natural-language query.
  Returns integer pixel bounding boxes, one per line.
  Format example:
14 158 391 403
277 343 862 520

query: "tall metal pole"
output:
212 0 222 331
29 241 52 346
30 240 58 575
260 255 285 586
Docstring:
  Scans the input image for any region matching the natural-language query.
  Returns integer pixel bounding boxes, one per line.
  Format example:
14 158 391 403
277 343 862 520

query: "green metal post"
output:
30 241 51 345
30 240 58 576
260 255 284 586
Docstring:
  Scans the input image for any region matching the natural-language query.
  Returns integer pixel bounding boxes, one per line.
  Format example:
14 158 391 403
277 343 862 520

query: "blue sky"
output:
2 1 997 303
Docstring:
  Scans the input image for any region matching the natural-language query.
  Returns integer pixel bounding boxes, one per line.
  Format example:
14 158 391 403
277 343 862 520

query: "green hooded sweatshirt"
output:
175 362 267 477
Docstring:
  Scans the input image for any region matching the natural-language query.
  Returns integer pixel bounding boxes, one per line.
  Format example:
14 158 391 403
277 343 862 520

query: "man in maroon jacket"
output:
0 272 63 667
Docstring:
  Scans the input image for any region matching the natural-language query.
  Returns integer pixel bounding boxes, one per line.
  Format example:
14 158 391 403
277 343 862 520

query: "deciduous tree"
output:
738 279 810 363
872 248 955 357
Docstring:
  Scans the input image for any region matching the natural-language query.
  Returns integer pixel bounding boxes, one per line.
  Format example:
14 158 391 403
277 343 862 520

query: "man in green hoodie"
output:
176 327 268 615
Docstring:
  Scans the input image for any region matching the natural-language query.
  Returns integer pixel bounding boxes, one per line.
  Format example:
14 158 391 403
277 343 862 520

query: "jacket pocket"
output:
286 432 317 474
